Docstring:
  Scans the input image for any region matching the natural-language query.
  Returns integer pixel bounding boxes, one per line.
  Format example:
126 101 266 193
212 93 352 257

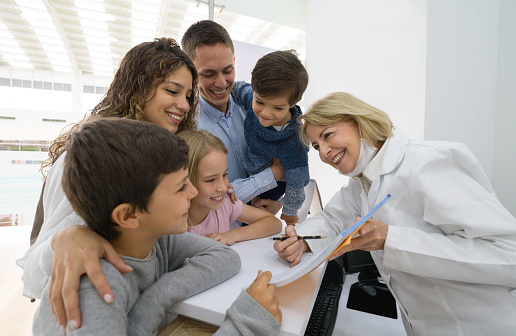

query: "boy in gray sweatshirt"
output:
32 118 281 335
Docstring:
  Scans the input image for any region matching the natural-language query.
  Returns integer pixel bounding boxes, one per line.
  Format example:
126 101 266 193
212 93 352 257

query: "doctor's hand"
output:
329 218 389 260
273 225 309 267
49 225 133 331
246 270 282 322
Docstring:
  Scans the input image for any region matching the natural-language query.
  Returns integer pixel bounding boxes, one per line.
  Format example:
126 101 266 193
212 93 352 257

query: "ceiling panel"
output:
0 0 306 79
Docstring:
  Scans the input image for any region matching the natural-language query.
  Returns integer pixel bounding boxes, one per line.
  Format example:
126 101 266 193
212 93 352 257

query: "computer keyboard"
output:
304 260 344 336
304 281 342 336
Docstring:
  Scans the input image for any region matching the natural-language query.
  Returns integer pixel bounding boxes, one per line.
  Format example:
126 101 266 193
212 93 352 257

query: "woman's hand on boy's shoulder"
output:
49 225 133 331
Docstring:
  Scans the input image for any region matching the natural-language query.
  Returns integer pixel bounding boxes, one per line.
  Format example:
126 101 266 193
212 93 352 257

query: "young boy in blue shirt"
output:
232 50 310 226
32 118 281 335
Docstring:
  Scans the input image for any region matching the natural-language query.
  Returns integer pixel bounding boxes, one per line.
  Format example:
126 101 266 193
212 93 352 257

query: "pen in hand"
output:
269 236 327 241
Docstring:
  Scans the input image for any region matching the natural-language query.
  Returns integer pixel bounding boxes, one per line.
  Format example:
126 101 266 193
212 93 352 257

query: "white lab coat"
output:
296 128 516 336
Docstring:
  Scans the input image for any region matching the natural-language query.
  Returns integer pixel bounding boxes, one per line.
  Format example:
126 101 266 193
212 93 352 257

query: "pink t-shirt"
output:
187 194 243 237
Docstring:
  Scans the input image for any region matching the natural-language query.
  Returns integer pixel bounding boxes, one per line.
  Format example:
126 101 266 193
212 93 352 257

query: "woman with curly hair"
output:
44 37 198 171
18 37 198 330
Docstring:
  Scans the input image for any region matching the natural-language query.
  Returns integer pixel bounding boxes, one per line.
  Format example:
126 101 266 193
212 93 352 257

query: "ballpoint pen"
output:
269 235 327 241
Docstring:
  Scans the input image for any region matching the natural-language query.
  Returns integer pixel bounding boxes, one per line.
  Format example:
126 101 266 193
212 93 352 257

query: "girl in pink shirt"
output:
178 130 282 245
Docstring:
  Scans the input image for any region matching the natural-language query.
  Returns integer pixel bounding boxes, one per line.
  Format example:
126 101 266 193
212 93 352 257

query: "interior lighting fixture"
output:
196 0 225 13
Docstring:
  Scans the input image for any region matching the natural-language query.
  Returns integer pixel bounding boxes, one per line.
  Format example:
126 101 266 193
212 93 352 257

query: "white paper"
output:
270 194 391 287
270 235 343 287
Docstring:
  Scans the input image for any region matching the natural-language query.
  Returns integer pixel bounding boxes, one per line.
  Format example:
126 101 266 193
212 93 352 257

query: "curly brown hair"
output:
42 37 198 175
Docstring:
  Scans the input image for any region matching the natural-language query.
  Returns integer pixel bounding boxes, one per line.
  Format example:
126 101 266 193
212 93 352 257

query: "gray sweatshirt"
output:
33 232 280 335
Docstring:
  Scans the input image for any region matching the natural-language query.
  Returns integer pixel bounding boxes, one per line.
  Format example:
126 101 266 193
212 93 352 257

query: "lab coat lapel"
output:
368 128 410 210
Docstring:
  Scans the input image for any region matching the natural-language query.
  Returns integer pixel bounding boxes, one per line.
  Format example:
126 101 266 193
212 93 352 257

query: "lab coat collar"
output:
379 127 410 176
365 127 410 199
363 136 389 183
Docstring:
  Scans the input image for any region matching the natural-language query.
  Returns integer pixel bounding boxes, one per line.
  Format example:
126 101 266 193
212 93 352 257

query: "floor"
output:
0 225 40 335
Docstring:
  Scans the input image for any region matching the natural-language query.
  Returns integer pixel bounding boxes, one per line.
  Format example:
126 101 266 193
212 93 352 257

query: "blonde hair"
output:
177 130 228 189
299 92 393 147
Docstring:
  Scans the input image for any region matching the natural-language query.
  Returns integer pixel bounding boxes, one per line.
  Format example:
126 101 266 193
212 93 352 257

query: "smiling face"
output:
305 120 362 175
194 150 230 211
192 42 235 113
142 65 193 134
252 92 294 128
137 168 198 238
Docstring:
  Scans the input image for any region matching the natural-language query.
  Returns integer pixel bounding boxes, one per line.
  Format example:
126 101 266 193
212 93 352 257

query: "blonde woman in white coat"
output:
274 92 516 336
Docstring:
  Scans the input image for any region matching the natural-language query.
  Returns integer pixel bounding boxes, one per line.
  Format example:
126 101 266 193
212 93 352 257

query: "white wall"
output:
424 0 500 181
423 0 515 215
233 40 276 83
222 0 306 30
305 0 427 204
305 0 516 216
493 0 516 215
0 86 101 141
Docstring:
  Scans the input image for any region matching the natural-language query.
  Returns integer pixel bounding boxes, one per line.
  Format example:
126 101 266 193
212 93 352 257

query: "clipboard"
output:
270 194 391 287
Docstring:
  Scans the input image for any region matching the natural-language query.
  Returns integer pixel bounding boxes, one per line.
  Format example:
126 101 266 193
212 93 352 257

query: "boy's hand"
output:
280 214 299 226
49 225 133 331
205 232 236 246
226 184 238 204
251 197 282 215
246 270 282 322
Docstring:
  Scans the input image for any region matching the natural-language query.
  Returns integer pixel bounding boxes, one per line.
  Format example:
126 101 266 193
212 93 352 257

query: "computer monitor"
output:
342 249 376 274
